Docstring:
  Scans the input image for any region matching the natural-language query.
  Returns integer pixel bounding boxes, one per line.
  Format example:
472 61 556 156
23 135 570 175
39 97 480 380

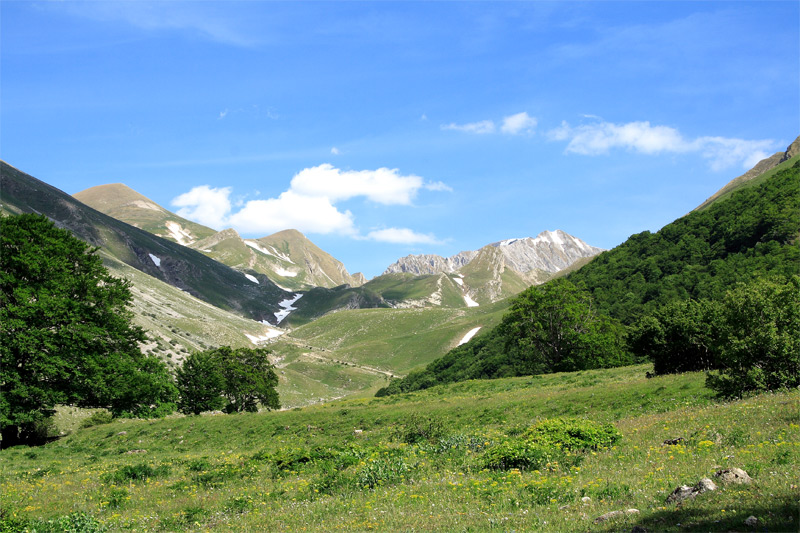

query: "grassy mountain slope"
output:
73 183 216 245
0 161 288 323
3 365 796 531
694 136 800 210
287 299 510 372
257 229 365 288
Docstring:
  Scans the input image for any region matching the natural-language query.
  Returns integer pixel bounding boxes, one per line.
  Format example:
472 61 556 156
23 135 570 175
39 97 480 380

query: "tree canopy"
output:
176 346 280 415
0 214 176 446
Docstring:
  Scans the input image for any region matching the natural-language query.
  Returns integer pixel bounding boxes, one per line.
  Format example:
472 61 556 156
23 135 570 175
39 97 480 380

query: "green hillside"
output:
569 160 800 324
0 162 287 323
2 365 796 531
381 158 799 396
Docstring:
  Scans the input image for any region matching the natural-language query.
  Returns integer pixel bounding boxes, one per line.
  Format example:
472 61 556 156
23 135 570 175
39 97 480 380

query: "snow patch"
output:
274 293 303 324
458 327 482 346
463 293 479 307
453 277 464 286
274 266 298 277
131 200 162 211
165 221 194 246
148 254 162 267
246 328 284 344
498 238 523 246
244 273 259 284
245 240 294 263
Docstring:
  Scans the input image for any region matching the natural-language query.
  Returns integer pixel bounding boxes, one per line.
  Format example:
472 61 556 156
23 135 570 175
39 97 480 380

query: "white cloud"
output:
171 164 449 239
442 112 538 136
228 191 356 235
501 112 537 135
441 120 496 134
172 185 232 228
330 147 340 155
290 164 427 205
219 109 228 120
365 228 442 245
550 119 777 170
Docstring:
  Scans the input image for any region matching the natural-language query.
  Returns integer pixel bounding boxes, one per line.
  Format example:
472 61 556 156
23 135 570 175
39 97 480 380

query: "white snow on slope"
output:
246 328 284 344
453 277 464 286
463 294 479 307
244 273 259 284
148 254 161 267
165 221 194 246
274 266 298 277
245 240 295 263
458 327 482 346
274 293 303 324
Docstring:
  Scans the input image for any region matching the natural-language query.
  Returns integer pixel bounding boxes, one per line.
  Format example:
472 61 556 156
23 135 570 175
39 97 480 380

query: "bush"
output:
482 439 568 471
525 417 621 451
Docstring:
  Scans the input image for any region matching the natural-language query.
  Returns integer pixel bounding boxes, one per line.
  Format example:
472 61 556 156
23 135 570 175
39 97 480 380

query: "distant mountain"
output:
0 161 288 324
74 183 217 245
188 228 365 292
695 135 800 210
384 251 477 275
378 230 603 308
385 230 602 276
75 183 364 292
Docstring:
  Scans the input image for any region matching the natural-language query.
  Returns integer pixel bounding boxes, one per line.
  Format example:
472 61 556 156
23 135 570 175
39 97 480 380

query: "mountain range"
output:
1 134 796 407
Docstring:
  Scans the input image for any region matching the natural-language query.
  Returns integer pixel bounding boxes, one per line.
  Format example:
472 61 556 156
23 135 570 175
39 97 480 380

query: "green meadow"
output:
2 364 797 532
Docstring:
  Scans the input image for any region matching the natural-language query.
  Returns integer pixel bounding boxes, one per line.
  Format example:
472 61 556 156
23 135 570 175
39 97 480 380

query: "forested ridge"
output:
379 160 800 396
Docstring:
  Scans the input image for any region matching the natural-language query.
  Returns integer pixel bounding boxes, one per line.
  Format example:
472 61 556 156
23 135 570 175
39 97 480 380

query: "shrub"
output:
392 413 447 444
482 439 568 471
525 417 621 451
104 463 171 483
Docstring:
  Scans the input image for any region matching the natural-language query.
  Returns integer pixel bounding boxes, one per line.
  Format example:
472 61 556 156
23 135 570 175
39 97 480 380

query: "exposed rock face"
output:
384 251 477 275
383 230 602 277
490 230 604 273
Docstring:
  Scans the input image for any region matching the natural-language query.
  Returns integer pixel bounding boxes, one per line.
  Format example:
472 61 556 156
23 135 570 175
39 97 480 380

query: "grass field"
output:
2 364 797 532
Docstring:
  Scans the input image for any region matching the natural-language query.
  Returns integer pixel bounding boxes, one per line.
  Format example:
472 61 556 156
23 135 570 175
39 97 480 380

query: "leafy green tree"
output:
500 279 630 374
175 346 280 414
629 298 721 375
175 350 227 415
706 276 800 397
0 214 176 445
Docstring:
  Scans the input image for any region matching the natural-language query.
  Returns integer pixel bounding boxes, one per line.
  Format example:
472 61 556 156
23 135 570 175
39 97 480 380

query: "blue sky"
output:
2 1 797 278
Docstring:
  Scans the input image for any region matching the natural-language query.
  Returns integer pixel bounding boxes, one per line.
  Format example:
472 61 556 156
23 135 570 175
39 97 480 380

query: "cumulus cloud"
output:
550 119 777 170
330 147 340 155
501 112 537 135
290 164 426 205
171 164 448 240
172 185 232 228
442 112 537 136
365 228 442 245
228 191 356 235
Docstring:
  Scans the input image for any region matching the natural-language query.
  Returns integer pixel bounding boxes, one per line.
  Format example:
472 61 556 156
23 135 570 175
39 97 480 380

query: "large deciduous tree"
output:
0 214 176 446
500 279 630 374
176 346 280 415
